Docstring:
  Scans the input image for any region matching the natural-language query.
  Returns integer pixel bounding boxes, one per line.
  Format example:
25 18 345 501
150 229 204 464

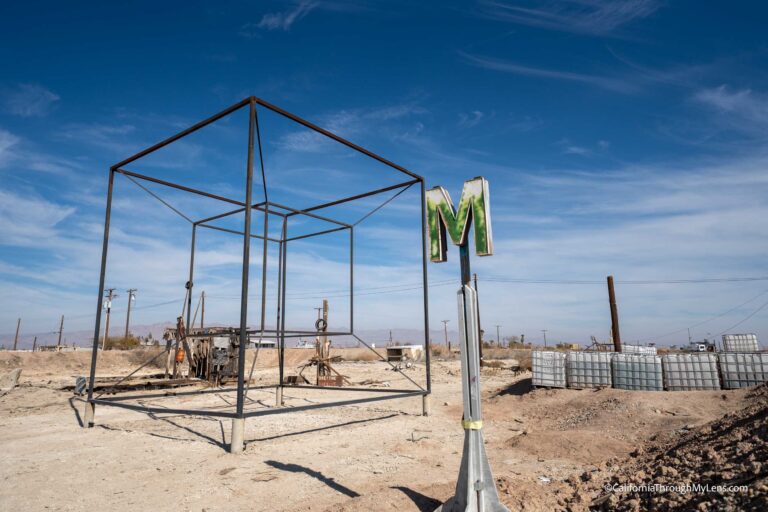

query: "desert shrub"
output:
104 336 141 350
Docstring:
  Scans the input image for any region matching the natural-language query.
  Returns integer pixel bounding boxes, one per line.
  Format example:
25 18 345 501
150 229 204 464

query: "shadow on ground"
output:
393 486 442 511
494 377 533 396
266 460 360 497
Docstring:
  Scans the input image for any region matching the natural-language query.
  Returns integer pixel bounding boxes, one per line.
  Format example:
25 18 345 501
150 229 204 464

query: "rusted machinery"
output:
163 320 242 386
291 300 350 387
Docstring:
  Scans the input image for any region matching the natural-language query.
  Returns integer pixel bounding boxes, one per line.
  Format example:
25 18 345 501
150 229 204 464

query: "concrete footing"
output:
276 386 283 407
230 417 245 454
83 401 95 428
422 394 431 416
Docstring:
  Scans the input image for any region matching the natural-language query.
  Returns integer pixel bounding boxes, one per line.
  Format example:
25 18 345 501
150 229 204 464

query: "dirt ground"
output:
0 349 757 511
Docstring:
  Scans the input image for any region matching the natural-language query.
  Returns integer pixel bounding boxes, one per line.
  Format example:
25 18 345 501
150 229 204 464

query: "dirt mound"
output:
573 383 768 511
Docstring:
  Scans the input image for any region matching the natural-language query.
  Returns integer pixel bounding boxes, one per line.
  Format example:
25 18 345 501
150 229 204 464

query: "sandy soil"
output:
0 350 754 511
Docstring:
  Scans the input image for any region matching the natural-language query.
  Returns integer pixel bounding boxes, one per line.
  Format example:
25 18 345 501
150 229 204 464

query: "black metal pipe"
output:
187 225 196 332
301 179 419 214
92 399 238 419
286 385 424 394
254 98 421 181
259 202 270 333
419 180 432 394
115 168 245 207
235 99 256 418
278 217 288 389
254 104 269 202
95 384 276 402
243 390 426 418
86 168 115 408
196 222 282 243
350 226 354 332
112 98 250 169
284 226 349 242
269 201 351 228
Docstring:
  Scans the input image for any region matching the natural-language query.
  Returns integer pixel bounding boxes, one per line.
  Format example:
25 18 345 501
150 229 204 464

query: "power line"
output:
715 298 768 337
482 276 768 285
639 289 768 342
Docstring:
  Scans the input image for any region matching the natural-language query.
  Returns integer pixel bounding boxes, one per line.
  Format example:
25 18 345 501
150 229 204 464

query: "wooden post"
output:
12 318 20 351
607 275 622 353
56 315 64 348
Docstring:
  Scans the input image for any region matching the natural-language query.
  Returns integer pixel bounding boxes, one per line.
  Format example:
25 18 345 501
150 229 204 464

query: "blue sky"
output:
2 0 768 347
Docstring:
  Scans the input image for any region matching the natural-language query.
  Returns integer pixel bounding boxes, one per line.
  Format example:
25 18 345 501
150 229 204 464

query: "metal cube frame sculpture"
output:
84 97 432 450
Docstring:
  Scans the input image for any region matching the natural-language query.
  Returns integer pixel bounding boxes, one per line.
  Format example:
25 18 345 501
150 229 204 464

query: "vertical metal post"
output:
275 224 284 378
349 226 354 333
13 318 20 350
57 315 64 348
235 98 256 419
278 217 288 393
187 226 196 332
607 275 622 353
86 168 115 427
459 244 471 286
32 336 37 352
473 272 483 360
419 180 432 394
125 290 136 339
201 291 205 329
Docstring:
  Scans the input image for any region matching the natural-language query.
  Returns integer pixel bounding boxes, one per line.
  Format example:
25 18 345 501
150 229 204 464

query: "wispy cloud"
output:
459 51 637 93
557 137 610 156
694 85 768 133
240 0 319 36
2 83 60 117
0 128 20 166
57 122 138 154
277 103 427 152
458 110 488 128
476 0 659 36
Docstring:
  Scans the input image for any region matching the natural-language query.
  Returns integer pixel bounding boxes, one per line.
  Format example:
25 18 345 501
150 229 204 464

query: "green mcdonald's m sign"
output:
426 176 493 263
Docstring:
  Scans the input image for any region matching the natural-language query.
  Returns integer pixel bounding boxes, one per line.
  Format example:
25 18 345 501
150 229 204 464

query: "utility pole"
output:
496 324 501 346
389 330 393 346
607 275 622 353
541 329 548 348
56 315 64 348
102 288 117 350
473 273 483 360
13 318 20 351
32 336 37 352
200 290 205 328
125 288 137 339
688 328 692 345
442 319 450 350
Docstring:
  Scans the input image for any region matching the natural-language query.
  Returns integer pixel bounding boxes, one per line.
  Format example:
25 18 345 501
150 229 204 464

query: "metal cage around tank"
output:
83 97 432 452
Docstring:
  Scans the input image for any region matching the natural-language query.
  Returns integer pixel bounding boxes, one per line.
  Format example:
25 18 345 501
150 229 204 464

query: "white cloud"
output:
0 128 20 166
694 85 768 133
276 103 427 152
477 0 659 36
2 83 60 117
242 0 318 34
459 51 638 93
459 110 486 128
0 189 76 246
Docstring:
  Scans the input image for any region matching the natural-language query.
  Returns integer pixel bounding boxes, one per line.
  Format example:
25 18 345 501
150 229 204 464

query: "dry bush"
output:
430 345 457 359
104 336 141 351
126 348 167 369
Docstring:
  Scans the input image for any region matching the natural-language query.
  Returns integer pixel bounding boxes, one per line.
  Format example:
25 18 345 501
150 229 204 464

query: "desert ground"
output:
0 348 764 511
